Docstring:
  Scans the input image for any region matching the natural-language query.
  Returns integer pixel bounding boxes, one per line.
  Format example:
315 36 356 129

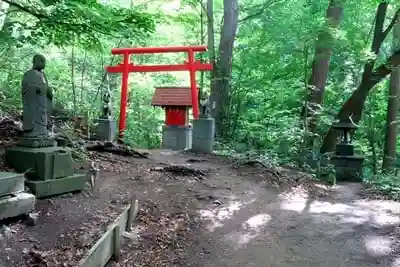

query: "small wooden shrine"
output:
151 87 196 125
151 87 196 149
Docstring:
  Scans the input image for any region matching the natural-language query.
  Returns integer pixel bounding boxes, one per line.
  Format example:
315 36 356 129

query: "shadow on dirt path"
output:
145 150 400 267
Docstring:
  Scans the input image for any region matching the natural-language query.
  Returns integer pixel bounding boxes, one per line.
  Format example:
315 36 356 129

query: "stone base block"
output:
162 125 192 150
0 193 35 220
331 154 364 182
335 144 354 156
25 174 86 198
192 118 215 154
18 136 57 148
0 172 25 197
96 118 117 142
6 146 74 180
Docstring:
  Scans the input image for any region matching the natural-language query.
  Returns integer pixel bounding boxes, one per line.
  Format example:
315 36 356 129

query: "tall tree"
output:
303 0 345 136
321 4 400 153
207 0 216 104
382 20 400 172
210 0 239 135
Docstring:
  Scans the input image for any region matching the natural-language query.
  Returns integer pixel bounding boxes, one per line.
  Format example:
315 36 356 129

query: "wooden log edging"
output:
78 200 138 267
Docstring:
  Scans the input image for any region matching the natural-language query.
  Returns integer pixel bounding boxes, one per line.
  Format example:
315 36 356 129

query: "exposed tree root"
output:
85 142 149 158
150 164 206 178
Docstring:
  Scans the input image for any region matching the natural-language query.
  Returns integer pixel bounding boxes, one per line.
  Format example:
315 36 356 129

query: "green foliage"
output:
3 0 156 49
364 173 400 199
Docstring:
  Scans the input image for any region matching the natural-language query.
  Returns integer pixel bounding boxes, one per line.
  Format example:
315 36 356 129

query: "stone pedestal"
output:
162 125 192 150
192 117 215 154
0 172 35 220
6 145 85 198
331 154 364 182
96 117 117 142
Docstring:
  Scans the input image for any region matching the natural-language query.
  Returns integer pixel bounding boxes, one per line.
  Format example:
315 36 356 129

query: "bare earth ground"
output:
2 149 400 266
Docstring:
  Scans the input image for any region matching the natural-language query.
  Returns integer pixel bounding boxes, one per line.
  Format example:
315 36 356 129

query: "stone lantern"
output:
330 119 364 182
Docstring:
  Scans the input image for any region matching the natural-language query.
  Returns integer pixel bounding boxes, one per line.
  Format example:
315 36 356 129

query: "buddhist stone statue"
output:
21 54 53 138
6 54 86 198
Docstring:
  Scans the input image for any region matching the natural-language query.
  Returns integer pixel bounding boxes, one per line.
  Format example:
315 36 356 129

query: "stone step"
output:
0 172 25 197
0 192 35 220
25 174 86 198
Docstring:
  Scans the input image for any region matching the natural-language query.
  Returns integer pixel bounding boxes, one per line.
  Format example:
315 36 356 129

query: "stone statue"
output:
102 90 112 118
21 54 53 138
101 74 112 118
200 93 210 117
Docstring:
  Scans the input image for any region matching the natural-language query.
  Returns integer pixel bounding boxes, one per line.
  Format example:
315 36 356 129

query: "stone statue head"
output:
32 54 46 71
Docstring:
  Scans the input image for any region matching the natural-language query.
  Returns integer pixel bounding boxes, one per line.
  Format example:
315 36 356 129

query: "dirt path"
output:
4 148 397 266
142 150 400 267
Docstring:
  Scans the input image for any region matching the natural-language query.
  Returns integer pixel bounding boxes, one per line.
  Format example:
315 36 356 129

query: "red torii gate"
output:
106 46 213 138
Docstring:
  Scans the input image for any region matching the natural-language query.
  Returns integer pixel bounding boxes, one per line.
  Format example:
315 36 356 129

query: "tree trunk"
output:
320 4 400 153
200 1 205 98
71 44 77 114
303 0 345 134
382 21 400 172
321 50 400 153
210 0 239 136
207 0 216 112
0 1 9 31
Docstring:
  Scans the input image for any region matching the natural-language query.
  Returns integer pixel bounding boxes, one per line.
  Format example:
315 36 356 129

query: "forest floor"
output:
2 148 400 266
112 149 400 267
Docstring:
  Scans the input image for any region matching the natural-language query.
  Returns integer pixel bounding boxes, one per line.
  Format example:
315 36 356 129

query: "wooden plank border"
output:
78 200 138 267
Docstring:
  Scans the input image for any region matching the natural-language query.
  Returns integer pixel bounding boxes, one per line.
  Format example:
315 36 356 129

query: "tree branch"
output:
371 2 388 55
1 0 128 39
1 0 46 19
370 49 400 86
382 8 400 41
359 3 389 83
238 0 284 23
2 0 149 39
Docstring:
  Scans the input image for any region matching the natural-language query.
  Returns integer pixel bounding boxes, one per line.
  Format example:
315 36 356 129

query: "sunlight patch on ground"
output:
364 235 393 257
353 199 400 213
199 198 256 232
225 213 271 249
243 214 271 230
392 257 400 267
280 198 309 212
371 212 400 226
308 202 351 214
339 214 368 224
280 198 375 225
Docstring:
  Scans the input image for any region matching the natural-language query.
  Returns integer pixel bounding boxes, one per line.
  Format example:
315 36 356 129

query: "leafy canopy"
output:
3 0 156 49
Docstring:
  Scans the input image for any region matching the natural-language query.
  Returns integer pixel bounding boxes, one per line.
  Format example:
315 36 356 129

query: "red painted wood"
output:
165 108 188 126
106 62 212 73
188 49 199 119
111 46 207 55
118 52 130 138
106 45 213 137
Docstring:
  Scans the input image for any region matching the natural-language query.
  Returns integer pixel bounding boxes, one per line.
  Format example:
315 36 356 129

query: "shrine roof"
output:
151 87 196 107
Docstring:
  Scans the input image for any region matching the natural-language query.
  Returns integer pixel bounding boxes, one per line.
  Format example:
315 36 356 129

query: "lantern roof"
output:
333 120 358 130
151 87 197 107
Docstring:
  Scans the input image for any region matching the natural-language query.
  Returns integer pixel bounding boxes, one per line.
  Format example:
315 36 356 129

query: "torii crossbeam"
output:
106 46 213 138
